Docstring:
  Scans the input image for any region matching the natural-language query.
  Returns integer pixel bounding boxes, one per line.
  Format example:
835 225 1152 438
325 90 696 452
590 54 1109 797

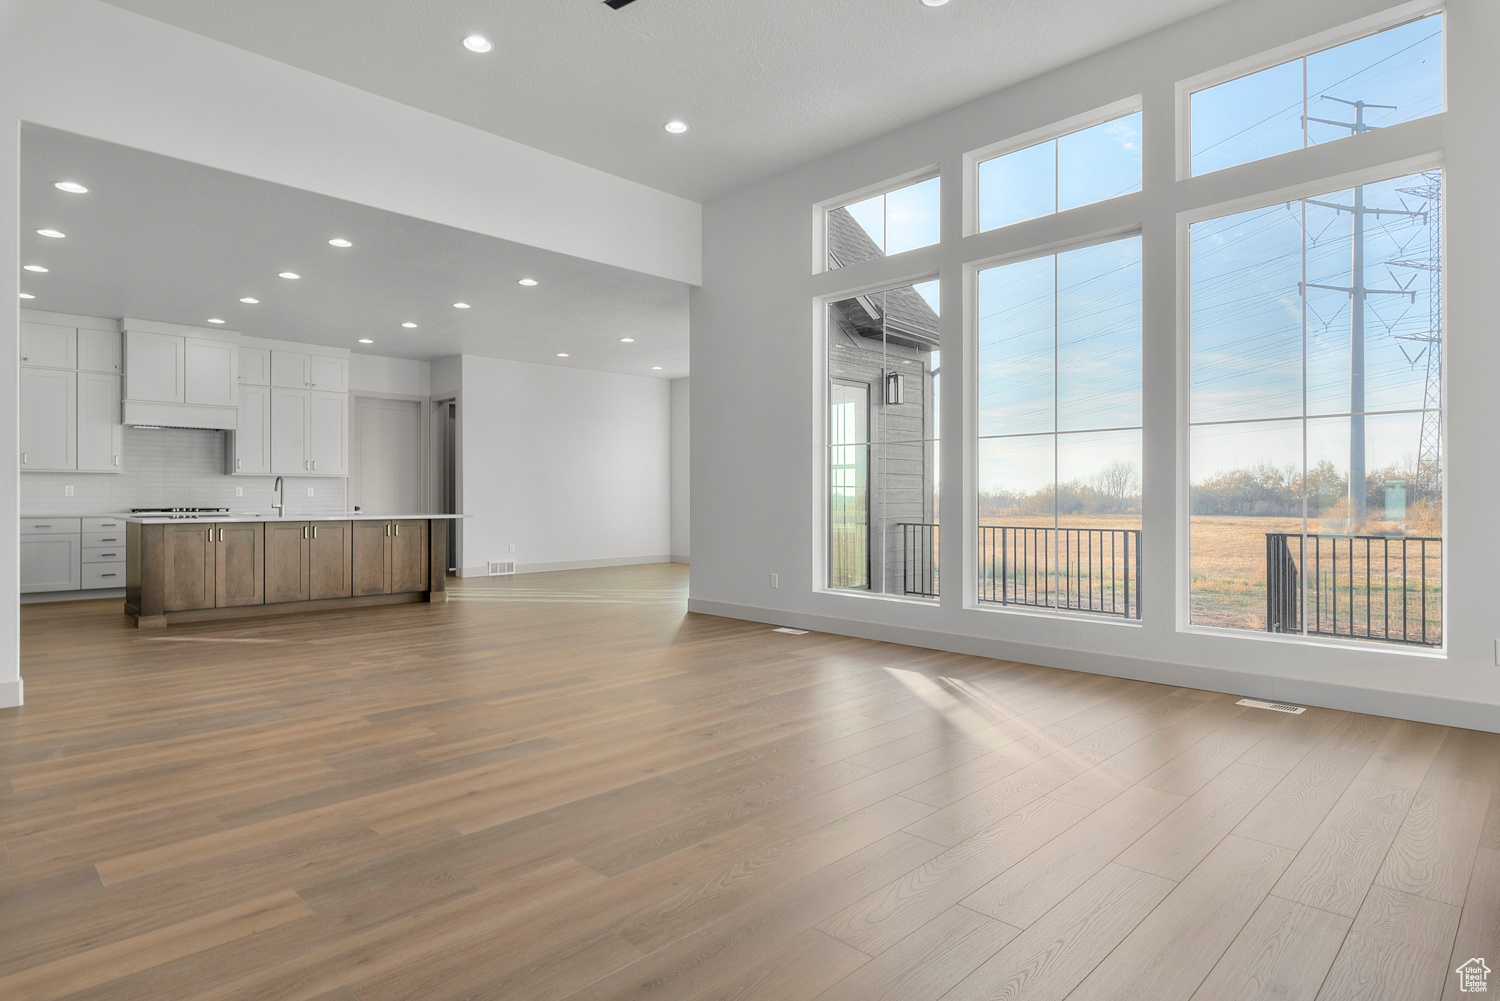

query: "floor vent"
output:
488 561 516 576
1236 697 1306 714
771 627 809 635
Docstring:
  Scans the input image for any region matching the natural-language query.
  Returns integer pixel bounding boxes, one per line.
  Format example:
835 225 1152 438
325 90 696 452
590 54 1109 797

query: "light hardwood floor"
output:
2 564 1496 1001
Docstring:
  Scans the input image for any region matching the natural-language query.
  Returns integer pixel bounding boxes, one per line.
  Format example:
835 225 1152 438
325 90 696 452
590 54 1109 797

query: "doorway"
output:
349 396 423 513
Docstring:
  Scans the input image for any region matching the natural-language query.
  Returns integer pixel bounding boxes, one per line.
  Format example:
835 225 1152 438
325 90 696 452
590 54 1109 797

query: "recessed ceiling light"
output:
358 338 374 344
651 366 663 371
207 318 225 324
19 292 35 299
664 121 688 134
279 272 300 280
556 352 569 358
402 322 418 328
23 265 47 272
53 181 88 194
36 229 65 239
453 302 471 309
620 337 635 343
239 297 259 304
328 238 352 248
518 278 538 286
462 34 493 53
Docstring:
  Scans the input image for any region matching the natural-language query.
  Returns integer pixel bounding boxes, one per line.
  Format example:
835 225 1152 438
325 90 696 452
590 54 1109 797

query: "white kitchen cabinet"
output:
271 350 311 389
21 534 82 592
77 372 123 472
184 337 238 407
123 330 185 403
77 329 122 374
19 322 77 370
309 355 348 392
239 346 270 386
271 350 347 391
308 391 348 475
232 384 272 475
20 368 77 471
270 387 310 475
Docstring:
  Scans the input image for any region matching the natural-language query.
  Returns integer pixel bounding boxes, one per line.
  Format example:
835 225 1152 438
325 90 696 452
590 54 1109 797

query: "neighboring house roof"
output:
827 207 939 351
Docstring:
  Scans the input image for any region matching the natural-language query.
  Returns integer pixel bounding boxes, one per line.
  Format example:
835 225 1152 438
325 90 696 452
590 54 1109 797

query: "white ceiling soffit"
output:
20 125 689 378
101 0 1236 202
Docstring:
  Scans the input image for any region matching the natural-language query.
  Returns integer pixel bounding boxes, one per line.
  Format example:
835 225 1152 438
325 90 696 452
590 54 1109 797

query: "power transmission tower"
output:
1299 97 1425 526
1389 171 1442 504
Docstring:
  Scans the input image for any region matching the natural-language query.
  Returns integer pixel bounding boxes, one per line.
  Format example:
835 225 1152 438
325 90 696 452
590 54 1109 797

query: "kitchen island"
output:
125 514 460 628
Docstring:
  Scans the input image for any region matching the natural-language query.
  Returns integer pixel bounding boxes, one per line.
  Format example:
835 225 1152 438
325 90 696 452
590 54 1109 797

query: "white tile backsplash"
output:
21 427 348 516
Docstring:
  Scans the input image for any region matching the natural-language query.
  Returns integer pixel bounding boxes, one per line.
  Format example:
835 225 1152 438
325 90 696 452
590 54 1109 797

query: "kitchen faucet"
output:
273 476 285 518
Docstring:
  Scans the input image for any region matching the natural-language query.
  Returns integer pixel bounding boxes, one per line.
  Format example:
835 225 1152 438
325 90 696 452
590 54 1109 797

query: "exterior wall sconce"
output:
885 371 906 405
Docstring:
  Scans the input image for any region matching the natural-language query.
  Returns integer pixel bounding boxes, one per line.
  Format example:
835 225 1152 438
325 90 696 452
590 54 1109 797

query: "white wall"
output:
456 355 671 574
670 378 690 562
350 354 431 398
691 0 1500 731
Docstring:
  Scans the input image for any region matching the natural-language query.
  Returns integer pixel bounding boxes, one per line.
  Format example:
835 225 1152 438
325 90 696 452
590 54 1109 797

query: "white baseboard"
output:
21 589 126 604
0 677 22 709
670 555 690 565
686 597 1500 734
459 555 673 578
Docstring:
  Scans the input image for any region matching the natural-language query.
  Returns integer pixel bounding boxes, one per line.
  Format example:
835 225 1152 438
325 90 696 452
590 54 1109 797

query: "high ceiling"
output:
101 0 1234 202
20 126 690 377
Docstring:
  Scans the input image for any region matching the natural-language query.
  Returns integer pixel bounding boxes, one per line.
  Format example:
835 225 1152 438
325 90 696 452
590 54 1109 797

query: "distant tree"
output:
1092 461 1140 513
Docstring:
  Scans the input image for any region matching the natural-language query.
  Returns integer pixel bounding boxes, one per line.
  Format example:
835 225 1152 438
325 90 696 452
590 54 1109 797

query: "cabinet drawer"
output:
82 562 126 588
82 517 126 532
83 530 126 548
83 545 126 563
22 518 81 535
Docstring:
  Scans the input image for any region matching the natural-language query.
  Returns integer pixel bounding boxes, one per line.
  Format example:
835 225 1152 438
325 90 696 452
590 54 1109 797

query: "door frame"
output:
348 392 430 513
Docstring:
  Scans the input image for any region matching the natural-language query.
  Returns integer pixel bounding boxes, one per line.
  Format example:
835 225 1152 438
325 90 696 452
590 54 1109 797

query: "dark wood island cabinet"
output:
126 516 451 628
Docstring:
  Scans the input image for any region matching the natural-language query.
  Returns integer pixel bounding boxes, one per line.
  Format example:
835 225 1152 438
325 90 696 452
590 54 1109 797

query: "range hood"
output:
120 318 240 431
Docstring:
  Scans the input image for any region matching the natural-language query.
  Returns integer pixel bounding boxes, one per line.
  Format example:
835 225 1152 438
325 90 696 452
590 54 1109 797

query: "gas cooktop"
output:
130 507 231 519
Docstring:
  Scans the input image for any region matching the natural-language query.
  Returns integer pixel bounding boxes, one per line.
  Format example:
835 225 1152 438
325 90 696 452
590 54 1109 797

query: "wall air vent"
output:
1236 697 1307 714
488 561 516 576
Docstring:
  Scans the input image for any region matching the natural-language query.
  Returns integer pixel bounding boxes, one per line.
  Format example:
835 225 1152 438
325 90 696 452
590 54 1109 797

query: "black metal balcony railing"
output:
897 522 940 597
1265 533 1442 646
979 526 1141 619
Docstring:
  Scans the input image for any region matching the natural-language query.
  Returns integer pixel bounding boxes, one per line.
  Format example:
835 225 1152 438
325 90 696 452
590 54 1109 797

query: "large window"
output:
1189 170 1443 645
1190 13 1443 176
826 176 940 270
978 111 1142 231
827 281 941 598
976 237 1143 617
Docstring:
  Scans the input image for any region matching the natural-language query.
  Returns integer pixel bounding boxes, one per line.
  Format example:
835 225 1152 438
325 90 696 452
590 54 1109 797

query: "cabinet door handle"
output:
100 573 117 578
100 538 118 543
394 523 399 537
33 524 50 529
21 452 28 464
302 525 308 540
237 458 243 471
312 460 317 471
113 455 120 467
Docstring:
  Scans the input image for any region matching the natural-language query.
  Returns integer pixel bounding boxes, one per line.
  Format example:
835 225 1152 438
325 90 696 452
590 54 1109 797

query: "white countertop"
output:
125 512 465 524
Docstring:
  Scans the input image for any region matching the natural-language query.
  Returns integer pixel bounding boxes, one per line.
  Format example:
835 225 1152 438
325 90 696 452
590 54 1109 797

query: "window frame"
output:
815 166 942 276
814 271 944 606
1174 152 1448 654
1174 0 1446 181
964 228 1147 624
962 95 1143 239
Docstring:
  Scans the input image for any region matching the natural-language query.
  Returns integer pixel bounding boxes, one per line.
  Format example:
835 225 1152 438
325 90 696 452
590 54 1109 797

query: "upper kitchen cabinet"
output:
121 318 238 431
77 329 122 374
77 372 123 472
239 346 270 386
20 322 77 369
20 368 77 470
232 384 272 475
271 350 348 392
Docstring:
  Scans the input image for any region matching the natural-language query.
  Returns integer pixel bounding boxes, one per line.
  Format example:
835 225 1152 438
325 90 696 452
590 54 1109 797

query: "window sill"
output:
1179 623 1446 659
968 601 1144 628
816 587 940 608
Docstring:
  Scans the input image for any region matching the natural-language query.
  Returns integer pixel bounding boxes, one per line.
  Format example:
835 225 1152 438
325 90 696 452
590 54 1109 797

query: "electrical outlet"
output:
306 487 315 497
509 543 516 553
63 485 73 497
234 486 243 497
769 573 779 589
